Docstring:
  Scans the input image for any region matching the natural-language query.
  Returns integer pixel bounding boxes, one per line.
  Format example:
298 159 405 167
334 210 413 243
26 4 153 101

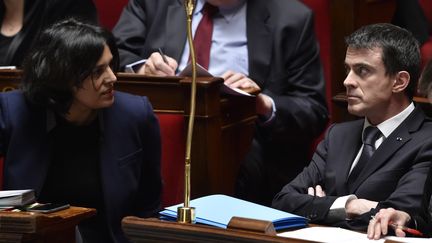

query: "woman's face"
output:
72 45 117 111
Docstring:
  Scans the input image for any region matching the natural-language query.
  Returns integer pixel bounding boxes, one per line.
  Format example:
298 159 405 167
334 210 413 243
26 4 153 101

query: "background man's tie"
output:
193 3 218 69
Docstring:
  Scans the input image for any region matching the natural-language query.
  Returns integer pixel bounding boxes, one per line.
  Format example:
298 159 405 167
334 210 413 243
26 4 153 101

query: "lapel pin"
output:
396 137 403 141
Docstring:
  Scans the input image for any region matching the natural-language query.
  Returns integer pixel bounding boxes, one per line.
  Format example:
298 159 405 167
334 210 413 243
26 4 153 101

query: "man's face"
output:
343 47 397 124
72 45 117 111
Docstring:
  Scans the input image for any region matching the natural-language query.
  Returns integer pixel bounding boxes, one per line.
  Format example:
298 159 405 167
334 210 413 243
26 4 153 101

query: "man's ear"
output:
392 71 410 93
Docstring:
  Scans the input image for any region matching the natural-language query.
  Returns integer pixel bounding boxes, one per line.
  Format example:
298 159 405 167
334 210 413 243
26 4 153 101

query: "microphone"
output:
177 0 197 224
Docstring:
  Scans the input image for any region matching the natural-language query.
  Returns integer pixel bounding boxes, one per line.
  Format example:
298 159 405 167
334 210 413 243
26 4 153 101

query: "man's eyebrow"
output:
349 62 373 69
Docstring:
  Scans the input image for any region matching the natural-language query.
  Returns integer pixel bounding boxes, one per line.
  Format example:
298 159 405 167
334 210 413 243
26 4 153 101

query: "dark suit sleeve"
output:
375 140 432 212
405 162 432 237
410 215 432 237
133 97 162 217
260 7 328 145
112 0 150 68
272 124 337 223
348 137 432 231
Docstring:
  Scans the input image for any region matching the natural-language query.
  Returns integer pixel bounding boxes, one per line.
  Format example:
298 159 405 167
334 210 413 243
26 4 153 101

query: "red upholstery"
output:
419 0 432 29
93 0 128 30
301 0 332 116
156 114 185 207
419 0 432 67
300 0 332 152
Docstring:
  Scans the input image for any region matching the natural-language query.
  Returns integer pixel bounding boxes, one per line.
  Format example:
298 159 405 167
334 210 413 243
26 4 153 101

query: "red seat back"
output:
419 0 432 67
93 0 128 30
156 114 185 207
300 0 332 152
301 0 332 117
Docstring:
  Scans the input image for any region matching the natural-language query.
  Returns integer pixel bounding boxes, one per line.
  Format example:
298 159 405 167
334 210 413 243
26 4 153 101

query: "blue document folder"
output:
159 194 307 230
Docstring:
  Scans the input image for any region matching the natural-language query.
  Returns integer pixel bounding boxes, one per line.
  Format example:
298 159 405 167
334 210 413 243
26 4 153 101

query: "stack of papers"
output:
279 226 432 243
159 194 307 230
0 189 35 207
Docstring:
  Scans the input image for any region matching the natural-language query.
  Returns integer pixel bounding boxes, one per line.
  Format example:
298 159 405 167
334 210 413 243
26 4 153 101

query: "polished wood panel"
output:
122 217 312 243
0 206 96 243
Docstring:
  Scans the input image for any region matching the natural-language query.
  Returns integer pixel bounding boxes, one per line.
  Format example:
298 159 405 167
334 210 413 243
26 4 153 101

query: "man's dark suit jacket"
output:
0 90 162 242
272 106 432 230
113 0 328 205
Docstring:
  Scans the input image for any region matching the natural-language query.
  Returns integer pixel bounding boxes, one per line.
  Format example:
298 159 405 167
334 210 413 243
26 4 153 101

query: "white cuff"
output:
124 59 146 73
330 194 357 210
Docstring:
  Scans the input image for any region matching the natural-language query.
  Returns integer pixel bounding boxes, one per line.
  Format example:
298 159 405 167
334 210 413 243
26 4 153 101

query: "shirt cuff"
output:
257 96 276 126
124 59 146 73
327 195 357 221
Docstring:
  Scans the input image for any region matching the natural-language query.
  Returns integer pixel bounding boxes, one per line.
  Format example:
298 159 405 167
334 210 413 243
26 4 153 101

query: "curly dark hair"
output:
21 18 119 114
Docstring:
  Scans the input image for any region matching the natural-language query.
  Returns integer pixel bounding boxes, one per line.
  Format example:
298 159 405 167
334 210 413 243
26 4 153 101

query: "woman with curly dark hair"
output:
0 19 162 242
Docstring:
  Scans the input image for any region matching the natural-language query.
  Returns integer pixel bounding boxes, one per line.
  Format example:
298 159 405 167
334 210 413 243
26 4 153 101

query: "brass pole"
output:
177 0 196 224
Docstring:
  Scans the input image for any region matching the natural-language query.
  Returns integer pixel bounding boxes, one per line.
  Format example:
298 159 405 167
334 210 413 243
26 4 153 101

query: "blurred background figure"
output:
113 0 328 206
0 0 97 67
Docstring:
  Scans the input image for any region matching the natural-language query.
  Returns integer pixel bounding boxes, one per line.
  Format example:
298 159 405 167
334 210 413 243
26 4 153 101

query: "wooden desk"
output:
122 216 313 243
0 206 96 243
0 70 257 198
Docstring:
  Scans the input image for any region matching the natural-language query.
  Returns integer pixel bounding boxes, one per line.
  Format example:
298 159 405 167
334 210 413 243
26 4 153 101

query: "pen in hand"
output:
158 48 169 64
389 221 423 237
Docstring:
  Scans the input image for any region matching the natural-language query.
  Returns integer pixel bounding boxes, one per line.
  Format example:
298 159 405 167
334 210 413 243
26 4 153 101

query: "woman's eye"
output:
93 67 105 79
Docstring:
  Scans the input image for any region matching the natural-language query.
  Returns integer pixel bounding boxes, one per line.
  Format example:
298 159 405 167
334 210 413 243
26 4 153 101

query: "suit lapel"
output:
349 107 424 192
165 1 187 62
246 0 272 86
10 108 51 195
334 121 363 195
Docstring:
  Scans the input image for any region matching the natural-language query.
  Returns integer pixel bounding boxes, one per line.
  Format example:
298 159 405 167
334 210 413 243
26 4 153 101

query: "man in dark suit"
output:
113 0 328 206
272 23 432 230
367 60 432 240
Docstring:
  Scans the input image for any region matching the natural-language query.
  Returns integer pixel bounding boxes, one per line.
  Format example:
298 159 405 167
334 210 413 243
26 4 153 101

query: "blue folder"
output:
159 194 307 230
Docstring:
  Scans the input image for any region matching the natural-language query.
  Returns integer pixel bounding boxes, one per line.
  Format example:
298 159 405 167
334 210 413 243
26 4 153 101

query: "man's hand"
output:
222 71 271 117
307 185 326 197
367 208 411 240
137 52 178 76
222 70 260 92
345 198 378 218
